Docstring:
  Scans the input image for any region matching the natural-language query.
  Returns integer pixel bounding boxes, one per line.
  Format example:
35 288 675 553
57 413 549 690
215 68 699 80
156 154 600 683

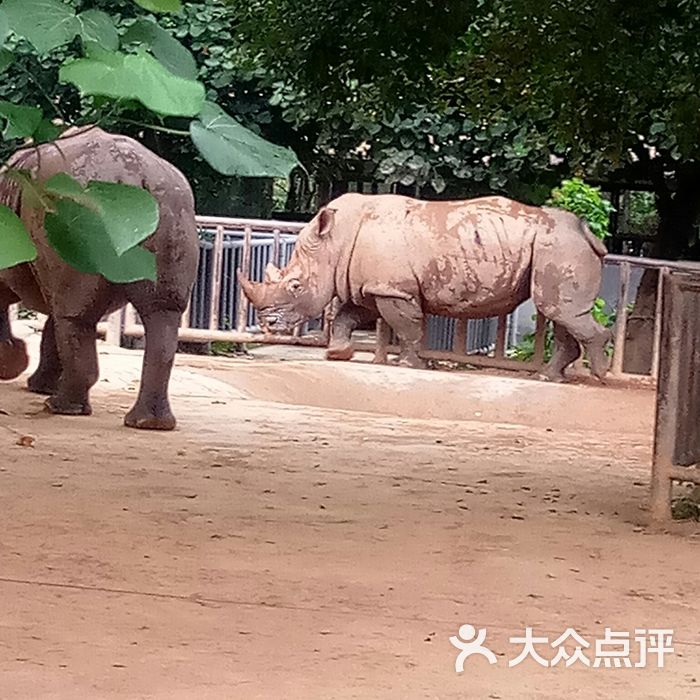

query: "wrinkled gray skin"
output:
240 193 612 381
0 127 199 429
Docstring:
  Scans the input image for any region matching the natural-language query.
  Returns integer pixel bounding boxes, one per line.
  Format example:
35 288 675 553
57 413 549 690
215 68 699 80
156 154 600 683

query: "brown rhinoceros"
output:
239 193 612 381
0 127 199 429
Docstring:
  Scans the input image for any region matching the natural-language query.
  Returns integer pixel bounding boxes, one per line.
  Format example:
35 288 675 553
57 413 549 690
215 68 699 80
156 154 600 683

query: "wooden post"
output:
495 315 508 358
105 309 122 346
650 266 668 381
374 319 391 364
532 312 547 368
272 229 281 268
453 319 468 354
611 262 631 376
209 225 225 331
236 226 253 333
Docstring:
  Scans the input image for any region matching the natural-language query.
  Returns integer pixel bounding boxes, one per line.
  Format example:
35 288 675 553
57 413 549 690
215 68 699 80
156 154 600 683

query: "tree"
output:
0 0 300 281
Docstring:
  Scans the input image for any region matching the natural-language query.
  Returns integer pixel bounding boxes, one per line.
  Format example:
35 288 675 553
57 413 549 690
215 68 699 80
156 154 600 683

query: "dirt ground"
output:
0 327 699 699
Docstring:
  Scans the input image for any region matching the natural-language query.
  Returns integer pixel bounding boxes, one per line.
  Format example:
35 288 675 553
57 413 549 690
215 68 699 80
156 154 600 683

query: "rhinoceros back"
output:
349 195 544 319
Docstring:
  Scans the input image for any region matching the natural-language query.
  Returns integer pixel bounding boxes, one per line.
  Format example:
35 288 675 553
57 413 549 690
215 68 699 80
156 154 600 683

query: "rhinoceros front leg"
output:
0 304 29 380
27 316 62 395
326 302 378 362
124 308 180 431
45 316 99 416
374 297 427 369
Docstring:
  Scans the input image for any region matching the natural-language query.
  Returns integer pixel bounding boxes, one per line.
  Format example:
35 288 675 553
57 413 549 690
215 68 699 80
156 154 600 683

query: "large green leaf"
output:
0 101 42 140
190 102 301 178
77 10 119 51
44 174 159 256
122 19 197 80
3 0 79 54
133 0 182 12
45 200 156 283
0 204 37 269
59 49 205 117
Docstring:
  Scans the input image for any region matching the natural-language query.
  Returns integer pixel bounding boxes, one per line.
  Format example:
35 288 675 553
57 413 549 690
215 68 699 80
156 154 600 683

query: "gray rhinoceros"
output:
239 193 612 381
0 127 199 429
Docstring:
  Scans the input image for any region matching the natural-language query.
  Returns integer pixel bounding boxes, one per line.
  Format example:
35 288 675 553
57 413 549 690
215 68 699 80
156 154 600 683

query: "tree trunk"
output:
622 162 700 374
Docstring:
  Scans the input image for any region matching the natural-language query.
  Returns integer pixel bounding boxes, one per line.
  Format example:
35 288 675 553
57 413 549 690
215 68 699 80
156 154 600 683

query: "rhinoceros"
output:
239 193 612 381
0 126 199 429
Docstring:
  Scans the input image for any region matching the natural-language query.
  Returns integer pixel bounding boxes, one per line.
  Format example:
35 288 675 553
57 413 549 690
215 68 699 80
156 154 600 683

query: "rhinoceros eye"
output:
287 279 303 295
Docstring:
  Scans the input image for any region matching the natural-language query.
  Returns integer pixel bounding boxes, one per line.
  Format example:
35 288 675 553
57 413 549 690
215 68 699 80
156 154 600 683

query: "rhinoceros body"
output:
0 127 199 429
240 193 611 380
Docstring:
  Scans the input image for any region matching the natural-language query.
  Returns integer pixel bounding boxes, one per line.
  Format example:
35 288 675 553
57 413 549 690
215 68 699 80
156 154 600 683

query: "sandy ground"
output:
0 326 699 699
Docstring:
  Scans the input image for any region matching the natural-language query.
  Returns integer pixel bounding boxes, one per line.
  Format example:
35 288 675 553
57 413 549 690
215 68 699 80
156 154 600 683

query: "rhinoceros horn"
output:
264 262 283 283
238 269 264 307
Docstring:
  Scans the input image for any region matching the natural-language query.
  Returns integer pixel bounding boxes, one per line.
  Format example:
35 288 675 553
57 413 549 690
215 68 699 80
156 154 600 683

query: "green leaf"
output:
132 0 182 13
59 49 205 117
32 119 65 144
190 102 301 178
0 101 42 140
45 200 156 283
77 10 119 51
122 19 197 80
3 0 79 54
44 174 159 256
0 204 37 269
0 48 14 74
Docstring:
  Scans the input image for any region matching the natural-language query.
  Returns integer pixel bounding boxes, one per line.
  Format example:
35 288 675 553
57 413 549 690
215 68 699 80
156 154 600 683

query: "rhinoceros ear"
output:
313 207 336 238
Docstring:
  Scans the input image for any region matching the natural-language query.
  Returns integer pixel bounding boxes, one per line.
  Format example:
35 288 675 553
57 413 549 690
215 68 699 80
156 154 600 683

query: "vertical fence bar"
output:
494 315 508 358
208 225 225 331
532 312 547 367
611 262 631 376
236 226 253 333
650 266 668 380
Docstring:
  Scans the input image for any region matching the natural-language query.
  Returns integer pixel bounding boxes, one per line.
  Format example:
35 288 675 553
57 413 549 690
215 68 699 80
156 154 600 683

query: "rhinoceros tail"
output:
580 220 608 258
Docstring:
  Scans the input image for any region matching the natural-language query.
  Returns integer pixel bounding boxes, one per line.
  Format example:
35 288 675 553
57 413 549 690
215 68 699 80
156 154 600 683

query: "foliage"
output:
509 319 554 363
546 178 614 240
0 0 300 282
624 191 658 237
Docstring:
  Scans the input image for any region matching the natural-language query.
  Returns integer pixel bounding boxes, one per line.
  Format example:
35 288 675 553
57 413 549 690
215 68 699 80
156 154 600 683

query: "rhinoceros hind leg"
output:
542 323 581 383
124 307 179 431
27 316 62 395
45 317 99 416
375 297 427 370
544 312 611 381
326 303 377 362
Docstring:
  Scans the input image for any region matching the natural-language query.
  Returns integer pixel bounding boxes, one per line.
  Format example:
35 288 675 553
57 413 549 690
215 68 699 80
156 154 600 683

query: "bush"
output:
546 177 614 240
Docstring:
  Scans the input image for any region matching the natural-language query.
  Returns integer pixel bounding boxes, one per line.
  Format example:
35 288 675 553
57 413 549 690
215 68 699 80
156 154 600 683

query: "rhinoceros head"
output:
239 207 339 333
